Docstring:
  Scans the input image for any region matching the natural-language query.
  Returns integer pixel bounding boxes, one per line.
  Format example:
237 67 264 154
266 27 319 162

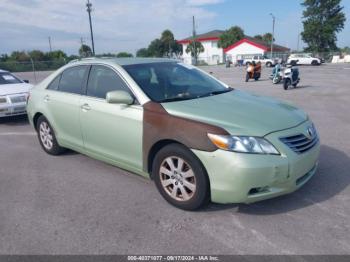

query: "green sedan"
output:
27 58 320 210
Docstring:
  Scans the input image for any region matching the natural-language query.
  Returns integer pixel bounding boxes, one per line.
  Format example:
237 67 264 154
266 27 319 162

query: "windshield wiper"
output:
210 87 234 95
160 96 196 103
198 87 234 98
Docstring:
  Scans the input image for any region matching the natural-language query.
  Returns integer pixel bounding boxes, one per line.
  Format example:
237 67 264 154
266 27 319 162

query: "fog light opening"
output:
248 186 270 195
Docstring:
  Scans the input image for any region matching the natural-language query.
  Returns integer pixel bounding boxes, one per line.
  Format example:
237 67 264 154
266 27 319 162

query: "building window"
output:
211 41 218 48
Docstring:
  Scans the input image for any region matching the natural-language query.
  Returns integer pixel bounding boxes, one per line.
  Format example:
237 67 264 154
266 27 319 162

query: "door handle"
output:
43 95 50 102
81 103 91 111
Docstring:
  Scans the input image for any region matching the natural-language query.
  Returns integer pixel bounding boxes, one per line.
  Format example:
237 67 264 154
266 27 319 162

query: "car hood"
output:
0 83 33 96
161 90 307 137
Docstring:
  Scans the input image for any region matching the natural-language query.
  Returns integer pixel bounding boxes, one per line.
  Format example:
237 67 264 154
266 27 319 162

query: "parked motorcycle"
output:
270 63 283 84
283 64 300 90
245 62 261 82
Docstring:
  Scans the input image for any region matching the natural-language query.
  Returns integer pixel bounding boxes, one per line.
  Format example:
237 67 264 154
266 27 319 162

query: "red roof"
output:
177 30 224 44
177 30 290 53
224 37 290 53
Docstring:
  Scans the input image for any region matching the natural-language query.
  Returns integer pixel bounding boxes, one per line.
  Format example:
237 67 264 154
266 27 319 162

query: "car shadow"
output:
203 145 350 214
0 115 29 125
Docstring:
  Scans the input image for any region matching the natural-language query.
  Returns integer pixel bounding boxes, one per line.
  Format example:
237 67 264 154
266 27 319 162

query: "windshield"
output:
123 62 232 102
0 72 22 85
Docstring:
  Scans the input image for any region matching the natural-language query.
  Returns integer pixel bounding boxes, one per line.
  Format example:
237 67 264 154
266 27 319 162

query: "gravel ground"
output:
0 63 349 255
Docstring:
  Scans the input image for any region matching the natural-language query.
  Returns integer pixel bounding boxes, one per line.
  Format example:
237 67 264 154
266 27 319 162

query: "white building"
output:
178 30 224 65
178 30 290 65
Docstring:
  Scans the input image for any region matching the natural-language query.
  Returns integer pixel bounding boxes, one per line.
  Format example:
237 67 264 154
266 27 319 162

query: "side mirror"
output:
23 80 29 83
106 90 134 105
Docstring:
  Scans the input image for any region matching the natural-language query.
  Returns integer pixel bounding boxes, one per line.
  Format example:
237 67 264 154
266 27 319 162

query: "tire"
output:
284 78 291 90
273 76 281 84
152 144 210 210
36 115 65 155
311 60 319 66
266 62 272 67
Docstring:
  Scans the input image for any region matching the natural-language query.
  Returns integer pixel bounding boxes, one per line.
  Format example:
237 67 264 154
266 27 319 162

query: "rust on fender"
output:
143 101 229 172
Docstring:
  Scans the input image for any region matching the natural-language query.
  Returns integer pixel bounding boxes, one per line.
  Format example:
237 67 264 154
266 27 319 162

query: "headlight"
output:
208 134 280 155
0 96 7 104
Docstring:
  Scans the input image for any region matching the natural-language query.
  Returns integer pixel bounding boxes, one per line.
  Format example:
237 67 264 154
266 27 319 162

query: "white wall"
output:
181 40 224 65
225 42 265 63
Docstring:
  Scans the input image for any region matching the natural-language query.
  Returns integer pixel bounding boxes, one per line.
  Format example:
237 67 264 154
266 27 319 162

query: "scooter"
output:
283 64 300 90
245 62 261 82
270 63 283 84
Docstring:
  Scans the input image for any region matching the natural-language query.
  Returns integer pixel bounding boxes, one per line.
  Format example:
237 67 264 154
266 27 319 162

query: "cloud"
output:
0 0 225 55
186 0 224 6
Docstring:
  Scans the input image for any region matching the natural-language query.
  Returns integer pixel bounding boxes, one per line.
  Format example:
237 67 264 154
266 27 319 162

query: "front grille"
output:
10 95 26 103
280 133 319 154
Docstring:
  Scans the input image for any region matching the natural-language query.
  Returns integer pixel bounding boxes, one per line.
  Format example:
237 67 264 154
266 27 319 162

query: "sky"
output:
0 0 349 55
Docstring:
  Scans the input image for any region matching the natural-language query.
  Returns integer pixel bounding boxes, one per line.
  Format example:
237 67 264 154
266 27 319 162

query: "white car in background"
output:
0 69 33 117
287 54 321 66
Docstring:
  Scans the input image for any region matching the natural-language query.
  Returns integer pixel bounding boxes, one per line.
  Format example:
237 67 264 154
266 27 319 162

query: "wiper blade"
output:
210 87 234 95
160 96 195 103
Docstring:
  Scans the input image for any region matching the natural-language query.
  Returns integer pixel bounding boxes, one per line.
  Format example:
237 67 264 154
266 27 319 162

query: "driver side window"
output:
87 65 130 99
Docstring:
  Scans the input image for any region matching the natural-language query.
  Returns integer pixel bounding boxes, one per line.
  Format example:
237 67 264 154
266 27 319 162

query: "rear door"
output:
79 65 143 171
44 65 89 150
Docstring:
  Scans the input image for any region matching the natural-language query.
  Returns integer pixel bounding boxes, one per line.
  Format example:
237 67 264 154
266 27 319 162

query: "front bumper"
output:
192 121 320 204
0 94 28 117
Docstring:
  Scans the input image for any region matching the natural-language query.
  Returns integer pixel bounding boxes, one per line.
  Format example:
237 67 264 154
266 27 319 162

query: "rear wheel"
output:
266 62 272 67
284 78 291 90
152 144 210 210
36 115 65 155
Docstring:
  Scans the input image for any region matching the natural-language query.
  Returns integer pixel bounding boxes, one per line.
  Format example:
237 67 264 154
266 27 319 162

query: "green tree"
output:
136 48 151 57
262 33 274 44
10 51 30 62
79 44 93 57
341 46 350 54
147 39 164 57
185 40 204 59
254 35 263 40
301 0 346 52
160 29 183 57
48 50 67 60
218 26 244 49
116 52 133 58
28 50 45 61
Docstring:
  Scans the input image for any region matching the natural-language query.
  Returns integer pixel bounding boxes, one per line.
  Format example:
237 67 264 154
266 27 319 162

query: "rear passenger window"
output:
58 66 88 94
87 65 130 99
47 75 61 90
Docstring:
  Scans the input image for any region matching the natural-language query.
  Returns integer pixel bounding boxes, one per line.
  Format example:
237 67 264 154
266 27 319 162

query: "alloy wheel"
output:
159 156 196 202
39 121 53 150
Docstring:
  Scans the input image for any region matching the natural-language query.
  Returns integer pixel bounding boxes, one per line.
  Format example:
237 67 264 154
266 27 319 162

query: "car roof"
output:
0 69 9 73
68 57 180 67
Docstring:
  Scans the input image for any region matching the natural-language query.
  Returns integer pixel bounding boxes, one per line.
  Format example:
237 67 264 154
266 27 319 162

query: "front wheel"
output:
245 73 250 82
36 115 65 155
266 62 272 67
152 144 210 210
284 78 291 90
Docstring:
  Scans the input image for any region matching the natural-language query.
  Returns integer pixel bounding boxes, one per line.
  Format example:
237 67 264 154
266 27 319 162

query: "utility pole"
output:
192 16 197 65
297 32 300 52
270 13 275 59
48 36 52 53
86 0 95 56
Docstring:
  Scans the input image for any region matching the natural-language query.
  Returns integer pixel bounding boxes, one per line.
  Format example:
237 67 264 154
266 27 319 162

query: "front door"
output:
79 65 143 171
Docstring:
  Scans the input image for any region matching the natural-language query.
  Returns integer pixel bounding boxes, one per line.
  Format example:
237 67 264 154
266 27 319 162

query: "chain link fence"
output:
0 59 68 84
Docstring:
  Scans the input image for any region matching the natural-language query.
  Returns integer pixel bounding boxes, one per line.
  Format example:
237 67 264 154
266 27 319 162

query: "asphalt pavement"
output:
0 64 349 254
